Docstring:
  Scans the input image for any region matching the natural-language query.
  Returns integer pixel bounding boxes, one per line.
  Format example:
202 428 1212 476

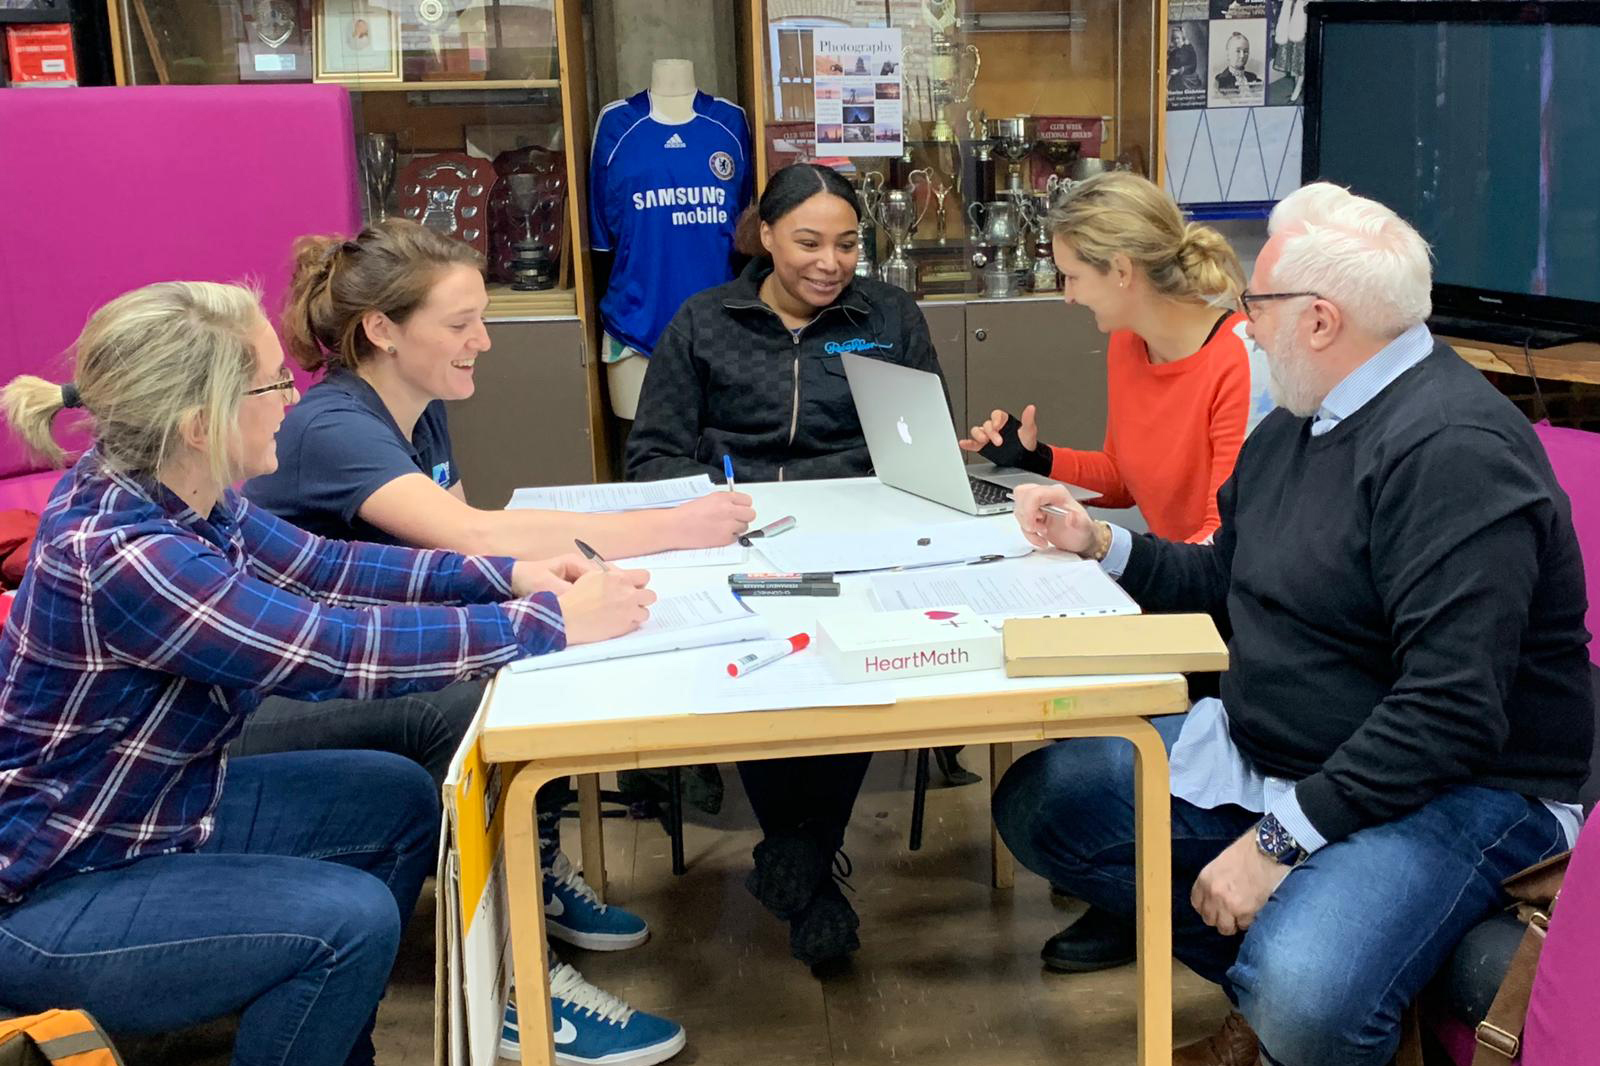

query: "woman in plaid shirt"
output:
0 281 652 1066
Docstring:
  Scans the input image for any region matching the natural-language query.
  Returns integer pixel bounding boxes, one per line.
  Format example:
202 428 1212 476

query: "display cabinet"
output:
745 0 1163 302
106 0 610 486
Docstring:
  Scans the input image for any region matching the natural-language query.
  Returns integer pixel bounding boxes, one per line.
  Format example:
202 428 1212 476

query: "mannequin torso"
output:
649 58 697 124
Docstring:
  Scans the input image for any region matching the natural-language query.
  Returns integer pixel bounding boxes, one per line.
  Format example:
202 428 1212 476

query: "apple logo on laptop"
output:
896 416 913 445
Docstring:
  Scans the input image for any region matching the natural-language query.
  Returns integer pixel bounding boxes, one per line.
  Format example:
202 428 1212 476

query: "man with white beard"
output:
990 182 1591 1066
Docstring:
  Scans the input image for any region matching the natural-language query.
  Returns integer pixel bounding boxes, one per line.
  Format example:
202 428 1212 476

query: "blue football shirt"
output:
589 90 753 355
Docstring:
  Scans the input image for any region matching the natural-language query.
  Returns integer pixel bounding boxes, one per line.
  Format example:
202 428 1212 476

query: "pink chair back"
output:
1533 423 1600 665
0 84 361 481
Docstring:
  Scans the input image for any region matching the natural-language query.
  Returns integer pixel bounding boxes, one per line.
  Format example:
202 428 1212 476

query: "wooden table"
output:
1445 335 1600 386
476 478 1192 1066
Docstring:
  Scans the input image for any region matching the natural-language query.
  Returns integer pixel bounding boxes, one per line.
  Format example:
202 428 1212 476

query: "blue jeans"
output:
0 750 439 1066
992 716 1569 1066
235 680 562 867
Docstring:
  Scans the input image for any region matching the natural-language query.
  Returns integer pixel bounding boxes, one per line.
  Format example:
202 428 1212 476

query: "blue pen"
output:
722 455 736 492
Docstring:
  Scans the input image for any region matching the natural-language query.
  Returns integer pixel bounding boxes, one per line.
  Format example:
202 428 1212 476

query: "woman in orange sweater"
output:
961 172 1265 542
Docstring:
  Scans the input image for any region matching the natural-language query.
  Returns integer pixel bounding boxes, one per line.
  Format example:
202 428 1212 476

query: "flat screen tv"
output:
1303 1 1600 347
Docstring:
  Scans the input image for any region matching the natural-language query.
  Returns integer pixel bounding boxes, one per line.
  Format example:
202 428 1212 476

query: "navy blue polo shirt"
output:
244 368 457 545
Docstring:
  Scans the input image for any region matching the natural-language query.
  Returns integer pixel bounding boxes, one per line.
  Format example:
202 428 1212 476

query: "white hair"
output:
1266 182 1433 339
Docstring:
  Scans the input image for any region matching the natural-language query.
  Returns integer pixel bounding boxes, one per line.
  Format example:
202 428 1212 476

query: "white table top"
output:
481 478 1183 741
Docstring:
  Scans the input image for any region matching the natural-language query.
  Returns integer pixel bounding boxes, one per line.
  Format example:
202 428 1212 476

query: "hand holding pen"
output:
1008 483 1099 555
561 539 656 644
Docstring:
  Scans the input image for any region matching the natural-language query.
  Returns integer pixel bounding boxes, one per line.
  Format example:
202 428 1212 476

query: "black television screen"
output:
1304 2 1600 341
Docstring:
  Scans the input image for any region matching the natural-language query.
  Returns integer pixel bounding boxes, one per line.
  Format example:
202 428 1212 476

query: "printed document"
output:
507 475 715 513
870 557 1138 620
508 587 766 672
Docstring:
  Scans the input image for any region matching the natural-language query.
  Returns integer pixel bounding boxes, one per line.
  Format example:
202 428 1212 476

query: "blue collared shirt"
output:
1102 325 1581 853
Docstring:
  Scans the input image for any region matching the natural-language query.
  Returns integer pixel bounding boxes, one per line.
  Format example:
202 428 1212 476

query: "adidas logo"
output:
664 133 687 149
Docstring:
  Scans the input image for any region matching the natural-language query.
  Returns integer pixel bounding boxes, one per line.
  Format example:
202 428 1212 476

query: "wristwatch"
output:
1255 813 1307 867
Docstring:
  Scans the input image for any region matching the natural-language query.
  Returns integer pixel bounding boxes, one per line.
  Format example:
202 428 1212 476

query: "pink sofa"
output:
0 84 362 507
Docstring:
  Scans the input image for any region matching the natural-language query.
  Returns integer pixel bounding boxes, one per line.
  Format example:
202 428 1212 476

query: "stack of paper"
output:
506 474 715 513
613 544 748 570
870 556 1139 621
508 587 768 672
755 518 1033 574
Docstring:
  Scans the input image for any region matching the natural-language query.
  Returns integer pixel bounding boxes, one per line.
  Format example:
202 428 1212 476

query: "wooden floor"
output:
117 746 1231 1065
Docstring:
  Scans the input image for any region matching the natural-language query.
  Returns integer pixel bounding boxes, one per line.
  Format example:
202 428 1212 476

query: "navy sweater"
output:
1121 342 1592 844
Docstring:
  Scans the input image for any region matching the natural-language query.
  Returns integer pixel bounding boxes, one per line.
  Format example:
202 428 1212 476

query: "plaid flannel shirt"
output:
0 453 563 900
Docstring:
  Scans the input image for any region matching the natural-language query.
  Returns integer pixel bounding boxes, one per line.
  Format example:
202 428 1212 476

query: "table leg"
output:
1126 719 1173 1066
577 772 606 902
506 763 557 1066
989 743 1015 889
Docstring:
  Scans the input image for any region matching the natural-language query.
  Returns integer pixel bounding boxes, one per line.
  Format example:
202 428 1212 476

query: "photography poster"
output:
1164 0 1304 203
813 28 904 157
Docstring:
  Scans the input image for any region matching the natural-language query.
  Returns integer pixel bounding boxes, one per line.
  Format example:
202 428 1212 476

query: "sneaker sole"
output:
545 923 650 951
553 1028 687 1066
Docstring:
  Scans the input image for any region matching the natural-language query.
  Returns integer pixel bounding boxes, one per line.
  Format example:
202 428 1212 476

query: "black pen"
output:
572 538 613 572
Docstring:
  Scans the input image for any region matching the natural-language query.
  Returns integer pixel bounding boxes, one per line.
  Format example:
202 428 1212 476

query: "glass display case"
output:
109 0 585 320
747 0 1163 300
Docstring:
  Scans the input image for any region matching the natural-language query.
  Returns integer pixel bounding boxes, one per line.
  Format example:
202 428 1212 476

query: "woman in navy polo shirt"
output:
244 219 704 1066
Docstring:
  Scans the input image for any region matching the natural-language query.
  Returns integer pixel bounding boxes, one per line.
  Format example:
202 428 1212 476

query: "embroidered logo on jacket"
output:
824 339 894 355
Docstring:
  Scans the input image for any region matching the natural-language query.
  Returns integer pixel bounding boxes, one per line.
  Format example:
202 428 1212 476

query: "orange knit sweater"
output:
1048 312 1254 542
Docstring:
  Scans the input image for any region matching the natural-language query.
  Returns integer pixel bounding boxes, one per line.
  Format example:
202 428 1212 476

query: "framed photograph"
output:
314 0 402 83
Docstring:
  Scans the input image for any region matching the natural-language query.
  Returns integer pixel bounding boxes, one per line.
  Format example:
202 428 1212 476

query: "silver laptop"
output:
841 352 1092 516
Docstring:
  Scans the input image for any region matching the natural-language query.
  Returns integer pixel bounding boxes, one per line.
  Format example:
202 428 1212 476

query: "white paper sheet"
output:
508 587 767 672
505 474 716 513
755 518 1033 574
688 646 896 713
869 557 1139 620
612 544 748 570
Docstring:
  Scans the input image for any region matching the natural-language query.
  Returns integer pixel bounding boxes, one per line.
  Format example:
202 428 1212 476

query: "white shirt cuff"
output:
1099 524 1133 578
1267 787 1330 856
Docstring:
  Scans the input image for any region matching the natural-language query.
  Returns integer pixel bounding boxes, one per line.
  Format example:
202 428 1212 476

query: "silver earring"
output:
387 346 397 354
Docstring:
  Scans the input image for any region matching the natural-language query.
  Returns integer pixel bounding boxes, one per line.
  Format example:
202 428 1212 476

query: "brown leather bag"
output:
1472 849 1572 1065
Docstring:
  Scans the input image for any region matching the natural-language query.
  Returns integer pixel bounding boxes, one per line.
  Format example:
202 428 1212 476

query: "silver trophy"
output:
875 188 926 293
992 116 1033 201
922 0 980 143
360 133 398 223
968 199 1023 278
855 171 884 279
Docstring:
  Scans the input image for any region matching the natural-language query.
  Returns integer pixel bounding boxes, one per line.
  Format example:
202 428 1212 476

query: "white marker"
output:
727 633 810 678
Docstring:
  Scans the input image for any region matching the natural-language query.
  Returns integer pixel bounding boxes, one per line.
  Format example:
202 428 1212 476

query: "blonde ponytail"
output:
1175 222 1246 308
1047 171 1245 309
0 374 73 467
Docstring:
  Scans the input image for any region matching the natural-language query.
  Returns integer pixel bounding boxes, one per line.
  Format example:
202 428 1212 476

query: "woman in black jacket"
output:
626 164 950 972
625 163 945 483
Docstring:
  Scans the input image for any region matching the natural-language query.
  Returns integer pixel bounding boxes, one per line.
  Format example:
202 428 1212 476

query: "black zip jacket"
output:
624 258 946 483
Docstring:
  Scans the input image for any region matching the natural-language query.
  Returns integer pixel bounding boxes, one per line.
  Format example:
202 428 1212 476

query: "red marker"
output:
727 633 810 678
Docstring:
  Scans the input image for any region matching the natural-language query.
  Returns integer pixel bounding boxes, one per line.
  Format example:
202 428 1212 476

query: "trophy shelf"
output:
349 78 561 92
484 285 577 319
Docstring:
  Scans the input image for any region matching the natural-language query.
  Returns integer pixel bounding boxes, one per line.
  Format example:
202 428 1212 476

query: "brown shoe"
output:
1173 1011 1261 1066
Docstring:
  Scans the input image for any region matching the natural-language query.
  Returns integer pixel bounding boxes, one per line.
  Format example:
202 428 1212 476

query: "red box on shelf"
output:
5 23 78 87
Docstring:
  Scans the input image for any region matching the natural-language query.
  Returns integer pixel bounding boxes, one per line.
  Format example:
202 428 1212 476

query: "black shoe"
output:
1040 905 1137 973
933 746 982 787
790 875 860 970
745 833 827 920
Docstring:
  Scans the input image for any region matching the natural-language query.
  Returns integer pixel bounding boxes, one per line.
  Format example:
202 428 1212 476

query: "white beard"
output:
1264 318 1327 417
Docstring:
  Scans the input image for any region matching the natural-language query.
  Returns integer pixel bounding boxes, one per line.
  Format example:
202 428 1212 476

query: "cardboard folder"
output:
1002 613 1229 677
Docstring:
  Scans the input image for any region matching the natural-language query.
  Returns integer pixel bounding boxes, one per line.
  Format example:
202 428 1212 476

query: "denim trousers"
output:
991 715 1569 1066
0 750 439 1066
234 679 563 866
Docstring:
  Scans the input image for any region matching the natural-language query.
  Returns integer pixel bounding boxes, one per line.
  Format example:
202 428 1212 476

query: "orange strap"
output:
0 1011 123 1065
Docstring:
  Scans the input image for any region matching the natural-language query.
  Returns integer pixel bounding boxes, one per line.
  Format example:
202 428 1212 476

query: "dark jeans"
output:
738 753 873 852
0 751 438 1066
991 716 1569 1066
233 680 562 866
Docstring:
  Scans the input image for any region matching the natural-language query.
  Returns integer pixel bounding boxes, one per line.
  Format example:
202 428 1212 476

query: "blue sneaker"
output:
498 965 687 1066
545 850 649 951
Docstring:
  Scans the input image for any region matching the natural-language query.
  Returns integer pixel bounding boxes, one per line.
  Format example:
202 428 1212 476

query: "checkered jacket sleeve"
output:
87 506 564 701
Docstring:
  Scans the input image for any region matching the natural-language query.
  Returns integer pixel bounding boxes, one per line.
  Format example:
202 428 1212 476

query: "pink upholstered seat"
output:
0 84 361 485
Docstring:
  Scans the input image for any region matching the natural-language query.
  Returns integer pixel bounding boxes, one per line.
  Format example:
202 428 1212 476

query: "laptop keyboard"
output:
968 476 1012 507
